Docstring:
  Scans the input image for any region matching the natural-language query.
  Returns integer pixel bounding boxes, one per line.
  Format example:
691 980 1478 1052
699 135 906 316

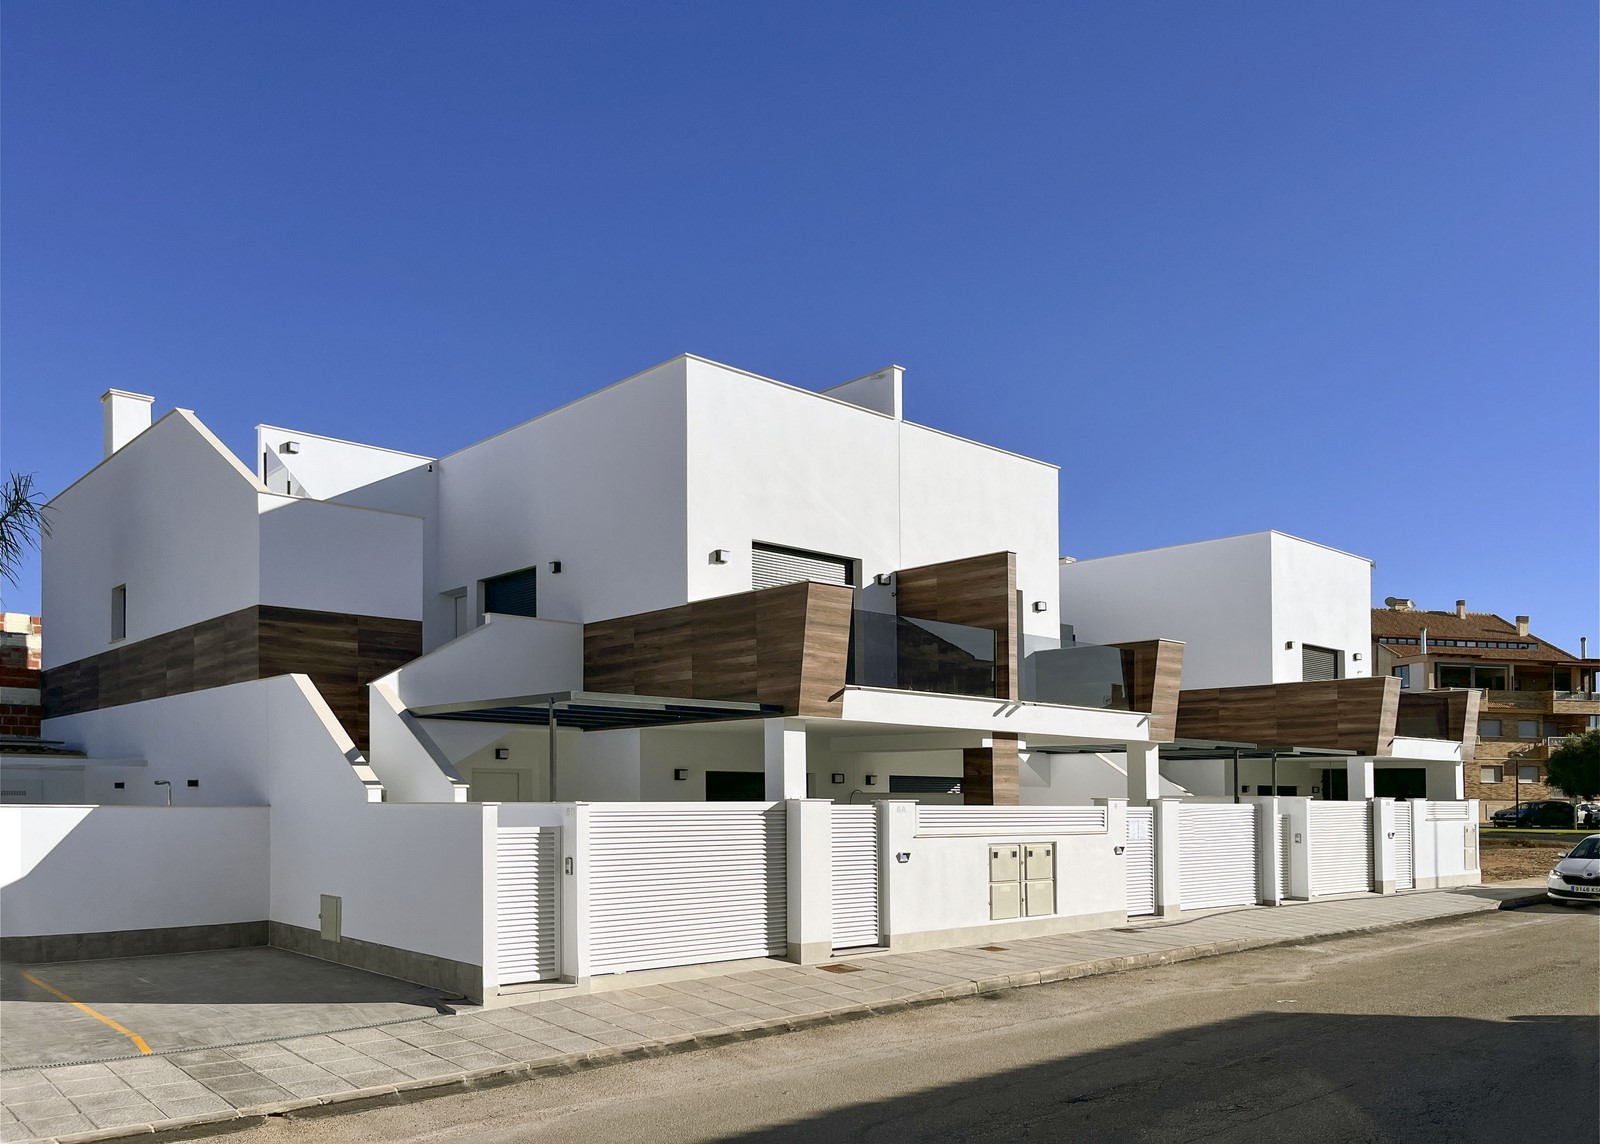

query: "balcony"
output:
1395 693 1450 740
1019 641 1133 710
846 610 997 698
1480 689 1600 715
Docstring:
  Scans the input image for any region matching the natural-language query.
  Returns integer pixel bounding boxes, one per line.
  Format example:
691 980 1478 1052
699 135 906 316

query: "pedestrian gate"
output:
496 827 559 985
1126 806 1156 916
831 805 881 949
1178 803 1259 910
1309 801 1373 896
1393 804 1415 890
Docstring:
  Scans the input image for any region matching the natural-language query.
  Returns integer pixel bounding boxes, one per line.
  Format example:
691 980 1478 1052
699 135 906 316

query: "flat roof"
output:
410 690 781 732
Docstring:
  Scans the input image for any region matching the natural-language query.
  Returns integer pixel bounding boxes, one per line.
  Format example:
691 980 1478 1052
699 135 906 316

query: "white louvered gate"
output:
1125 807 1156 917
1178 803 1259 910
1394 805 1415 890
587 805 787 975
1277 815 1290 900
831 806 880 950
496 827 558 985
751 544 852 591
1310 801 1374 896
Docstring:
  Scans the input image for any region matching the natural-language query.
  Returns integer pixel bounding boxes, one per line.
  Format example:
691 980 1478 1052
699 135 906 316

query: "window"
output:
1517 720 1538 740
1517 766 1539 783
1301 645 1342 682
1393 665 1412 690
751 542 854 591
1479 766 1503 784
482 567 538 618
1437 664 1508 690
110 584 127 642
1478 718 1501 737
890 775 963 795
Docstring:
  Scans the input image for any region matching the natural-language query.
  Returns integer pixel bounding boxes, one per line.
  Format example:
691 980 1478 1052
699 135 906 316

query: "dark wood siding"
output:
893 552 1018 700
584 581 854 717
1109 639 1186 743
1176 676 1401 756
41 606 421 753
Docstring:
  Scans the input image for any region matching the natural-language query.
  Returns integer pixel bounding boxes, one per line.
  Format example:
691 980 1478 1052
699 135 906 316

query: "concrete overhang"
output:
837 686 1155 744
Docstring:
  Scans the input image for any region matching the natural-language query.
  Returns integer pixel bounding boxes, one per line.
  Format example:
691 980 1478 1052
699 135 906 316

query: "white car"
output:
1547 834 1600 905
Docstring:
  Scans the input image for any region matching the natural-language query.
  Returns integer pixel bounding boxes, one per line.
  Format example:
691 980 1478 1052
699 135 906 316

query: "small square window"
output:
1517 766 1539 783
1479 766 1503 784
1517 720 1538 739
1479 719 1501 738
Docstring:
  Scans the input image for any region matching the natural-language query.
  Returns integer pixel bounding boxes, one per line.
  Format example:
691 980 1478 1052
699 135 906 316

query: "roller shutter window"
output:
1302 644 1341 682
484 567 538 617
751 543 853 591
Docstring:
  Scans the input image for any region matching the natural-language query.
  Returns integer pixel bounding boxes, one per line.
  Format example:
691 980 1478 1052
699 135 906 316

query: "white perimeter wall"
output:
1 806 269 936
44 412 263 667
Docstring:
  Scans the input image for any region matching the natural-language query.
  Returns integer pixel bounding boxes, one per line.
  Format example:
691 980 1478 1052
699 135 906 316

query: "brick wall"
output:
0 613 43 737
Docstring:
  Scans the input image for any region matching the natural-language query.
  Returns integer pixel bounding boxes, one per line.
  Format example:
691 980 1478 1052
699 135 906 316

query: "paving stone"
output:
10 1112 98 1137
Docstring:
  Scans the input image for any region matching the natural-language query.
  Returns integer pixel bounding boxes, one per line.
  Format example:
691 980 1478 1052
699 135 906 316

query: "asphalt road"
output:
236 904 1599 1144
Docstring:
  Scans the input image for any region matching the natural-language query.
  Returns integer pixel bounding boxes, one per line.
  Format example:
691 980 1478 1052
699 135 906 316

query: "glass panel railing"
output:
846 610 996 698
1020 642 1132 710
1395 694 1450 739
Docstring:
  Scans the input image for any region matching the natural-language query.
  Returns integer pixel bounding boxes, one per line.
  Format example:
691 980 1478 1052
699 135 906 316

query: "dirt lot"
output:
1481 844 1568 882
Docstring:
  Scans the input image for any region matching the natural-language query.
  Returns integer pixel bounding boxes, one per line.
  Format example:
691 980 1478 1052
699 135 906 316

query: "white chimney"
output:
1455 599 1467 619
101 389 155 458
1516 616 1529 639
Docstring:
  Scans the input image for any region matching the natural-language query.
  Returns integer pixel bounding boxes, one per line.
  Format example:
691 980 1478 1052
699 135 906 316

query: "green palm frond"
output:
0 472 51 589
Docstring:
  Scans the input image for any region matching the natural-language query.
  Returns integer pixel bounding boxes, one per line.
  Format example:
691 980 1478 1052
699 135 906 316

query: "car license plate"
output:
1569 884 1600 894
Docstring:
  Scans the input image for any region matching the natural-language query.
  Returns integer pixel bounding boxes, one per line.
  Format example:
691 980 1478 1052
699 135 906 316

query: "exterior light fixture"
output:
495 747 510 760
548 561 562 574
895 852 911 863
865 774 877 786
1285 641 1296 649
1352 652 1364 662
709 549 730 564
831 772 845 784
1032 601 1048 613
674 768 689 781
279 441 299 455
874 573 893 586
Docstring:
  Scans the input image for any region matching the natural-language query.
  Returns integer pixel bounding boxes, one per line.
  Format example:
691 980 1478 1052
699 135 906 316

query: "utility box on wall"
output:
991 842 1056 920
990 844 1021 920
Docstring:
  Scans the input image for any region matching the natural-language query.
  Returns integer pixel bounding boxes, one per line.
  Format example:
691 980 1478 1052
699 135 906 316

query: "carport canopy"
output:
408 690 782 732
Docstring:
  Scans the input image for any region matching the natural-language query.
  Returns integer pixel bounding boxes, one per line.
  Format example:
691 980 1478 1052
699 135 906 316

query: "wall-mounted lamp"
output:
548 561 562 574
495 747 510 760
1113 845 1125 856
673 768 689 781
1285 641 1296 649
864 774 877 786
1352 652 1364 662
894 852 911 864
709 549 729 564
831 772 845 784
874 573 893 586
1032 601 1048 614
278 441 299 455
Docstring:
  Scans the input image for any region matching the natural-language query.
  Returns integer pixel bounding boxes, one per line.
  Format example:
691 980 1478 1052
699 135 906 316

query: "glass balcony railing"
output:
846 610 996 698
1395 693 1450 739
1019 641 1133 710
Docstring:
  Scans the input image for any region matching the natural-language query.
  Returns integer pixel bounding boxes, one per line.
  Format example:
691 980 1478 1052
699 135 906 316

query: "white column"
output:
879 800 918 949
764 718 808 801
1153 798 1182 916
1347 758 1376 801
1465 800 1481 881
786 799 833 964
1255 796 1282 905
1093 797 1130 916
478 802 500 998
558 802 591 982
1125 741 1161 806
1372 798 1397 894
1411 799 1436 888
1284 797 1313 900
1427 760 1465 800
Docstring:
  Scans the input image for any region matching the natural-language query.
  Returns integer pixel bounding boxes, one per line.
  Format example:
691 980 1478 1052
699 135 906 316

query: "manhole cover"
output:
819 963 863 974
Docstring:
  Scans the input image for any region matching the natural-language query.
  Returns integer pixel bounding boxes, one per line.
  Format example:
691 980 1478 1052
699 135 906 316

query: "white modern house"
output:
3 358 1479 1000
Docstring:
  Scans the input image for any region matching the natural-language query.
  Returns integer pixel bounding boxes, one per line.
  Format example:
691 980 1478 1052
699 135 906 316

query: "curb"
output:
33 890 1548 1144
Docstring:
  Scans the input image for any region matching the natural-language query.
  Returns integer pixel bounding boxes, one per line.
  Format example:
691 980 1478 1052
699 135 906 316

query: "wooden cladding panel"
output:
41 605 420 754
583 582 854 717
1111 639 1185 742
1443 688 1481 759
1176 676 1400 755
894 551 1018 700
963 733 1020 806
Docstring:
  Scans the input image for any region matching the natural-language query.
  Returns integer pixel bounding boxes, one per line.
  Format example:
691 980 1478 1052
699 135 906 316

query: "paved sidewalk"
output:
0 883 1546 1143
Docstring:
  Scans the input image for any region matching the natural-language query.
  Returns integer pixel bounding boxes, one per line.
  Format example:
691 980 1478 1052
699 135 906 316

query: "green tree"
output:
1546 729 1600 802
0 472 50 592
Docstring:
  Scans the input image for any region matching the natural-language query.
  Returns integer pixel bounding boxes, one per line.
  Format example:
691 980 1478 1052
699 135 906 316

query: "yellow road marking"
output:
19 970 152 1054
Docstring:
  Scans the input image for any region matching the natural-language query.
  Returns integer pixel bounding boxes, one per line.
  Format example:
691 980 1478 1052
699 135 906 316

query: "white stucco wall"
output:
256 426 433 502
1061 531 1373 688
433 357 690 637
1 806 269 936
43 411 264 667
257 496 423 620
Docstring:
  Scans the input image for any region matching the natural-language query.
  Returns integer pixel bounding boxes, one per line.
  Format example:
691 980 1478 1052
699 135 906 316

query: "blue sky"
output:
3 2 1596 652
